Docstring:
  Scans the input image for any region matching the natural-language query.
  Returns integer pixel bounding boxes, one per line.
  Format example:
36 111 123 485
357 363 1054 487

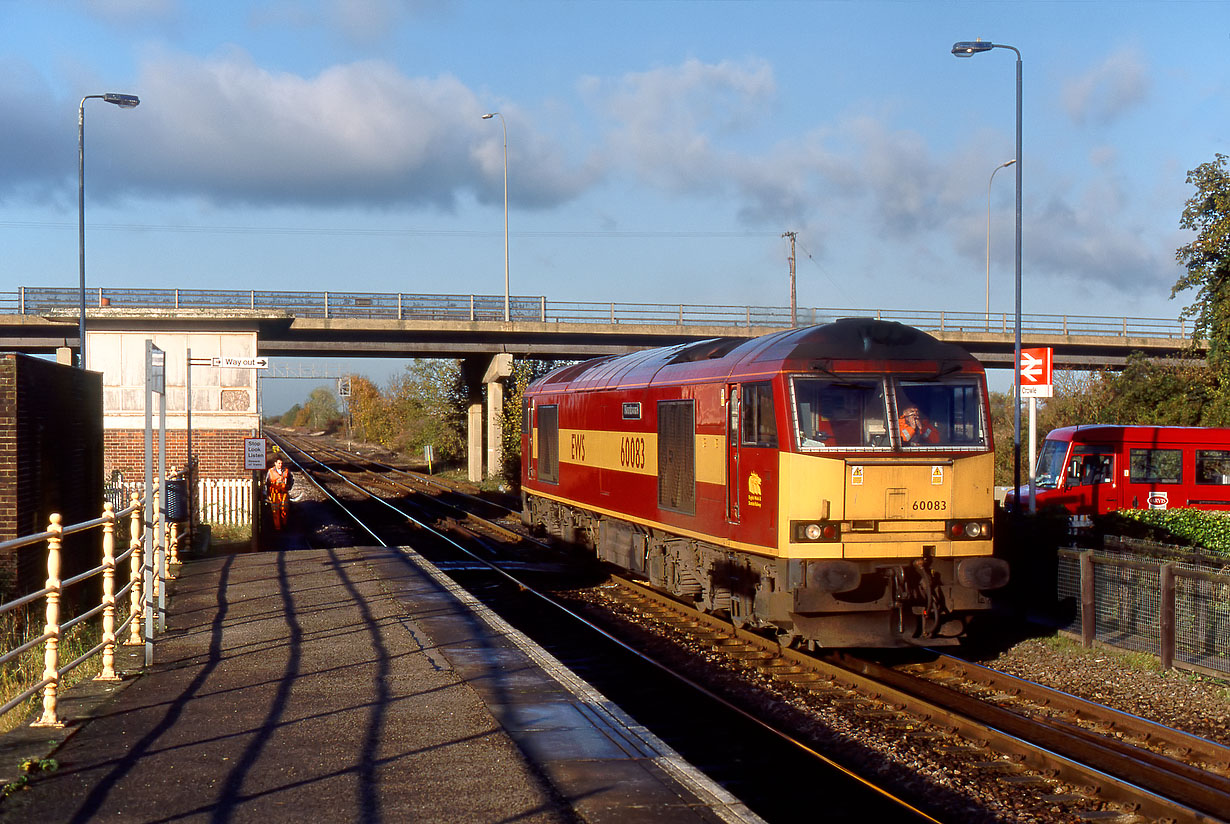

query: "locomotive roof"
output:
531 318 981 393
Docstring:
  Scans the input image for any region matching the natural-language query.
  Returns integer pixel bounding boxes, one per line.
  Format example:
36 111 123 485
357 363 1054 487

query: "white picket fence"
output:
105 478 252 527
198 479 252 526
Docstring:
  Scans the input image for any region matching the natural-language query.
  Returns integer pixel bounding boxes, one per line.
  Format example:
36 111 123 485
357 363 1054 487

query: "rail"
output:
5 287 1193 341
0 485 184 729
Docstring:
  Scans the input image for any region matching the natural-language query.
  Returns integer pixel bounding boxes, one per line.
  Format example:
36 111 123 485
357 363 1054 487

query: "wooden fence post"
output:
32 514 64 728
1160 563 1175 671
1080 550 1095 648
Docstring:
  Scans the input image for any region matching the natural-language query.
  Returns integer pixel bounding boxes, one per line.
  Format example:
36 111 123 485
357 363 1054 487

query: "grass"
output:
0 606 115 735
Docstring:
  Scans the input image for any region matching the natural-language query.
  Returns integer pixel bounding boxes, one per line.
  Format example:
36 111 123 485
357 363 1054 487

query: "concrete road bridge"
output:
0 286 1199 368
0 287 1200 482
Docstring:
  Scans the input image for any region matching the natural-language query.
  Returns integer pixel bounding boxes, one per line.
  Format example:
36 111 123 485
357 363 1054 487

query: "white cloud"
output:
96 49 591 208
1062 47 1150 127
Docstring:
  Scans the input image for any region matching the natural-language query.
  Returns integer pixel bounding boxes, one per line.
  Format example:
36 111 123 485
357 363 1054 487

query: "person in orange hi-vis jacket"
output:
264 456 294 530
898 404 941 445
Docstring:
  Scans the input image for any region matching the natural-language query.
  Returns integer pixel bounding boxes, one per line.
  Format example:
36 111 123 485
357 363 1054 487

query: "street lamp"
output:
953 38 1023 508
986 159 1016 328
79 92 140 369
481 112 509 323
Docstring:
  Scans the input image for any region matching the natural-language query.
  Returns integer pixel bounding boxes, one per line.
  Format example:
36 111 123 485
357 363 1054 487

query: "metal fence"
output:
1057 546 1230 677
5 287 1192 340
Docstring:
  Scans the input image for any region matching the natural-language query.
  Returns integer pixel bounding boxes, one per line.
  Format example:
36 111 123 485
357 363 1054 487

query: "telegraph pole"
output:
782 231 798 327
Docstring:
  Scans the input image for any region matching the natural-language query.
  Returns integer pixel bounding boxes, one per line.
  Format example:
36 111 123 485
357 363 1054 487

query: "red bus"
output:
1009 425 1230 516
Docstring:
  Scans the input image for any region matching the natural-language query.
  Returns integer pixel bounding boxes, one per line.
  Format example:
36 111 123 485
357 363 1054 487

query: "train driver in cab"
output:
898 403 940 445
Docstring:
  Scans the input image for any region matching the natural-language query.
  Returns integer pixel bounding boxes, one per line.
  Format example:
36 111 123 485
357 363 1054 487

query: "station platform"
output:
0 544 762 823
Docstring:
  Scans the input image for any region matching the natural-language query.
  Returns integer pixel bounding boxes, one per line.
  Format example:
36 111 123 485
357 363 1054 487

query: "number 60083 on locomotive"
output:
520 318 1009 649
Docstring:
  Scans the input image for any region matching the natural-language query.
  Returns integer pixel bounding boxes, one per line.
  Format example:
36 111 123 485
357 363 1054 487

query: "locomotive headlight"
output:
965 522 982 538
804 523 823 541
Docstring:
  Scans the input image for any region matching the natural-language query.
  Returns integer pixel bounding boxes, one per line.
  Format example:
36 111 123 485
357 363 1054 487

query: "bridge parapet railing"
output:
6 287 1191 340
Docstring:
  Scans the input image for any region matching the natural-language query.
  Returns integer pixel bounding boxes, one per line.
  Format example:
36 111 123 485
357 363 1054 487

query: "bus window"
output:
1034 439 1070 489
1196 450 1230 485
1129 448 1182 485
1069 451 1114 486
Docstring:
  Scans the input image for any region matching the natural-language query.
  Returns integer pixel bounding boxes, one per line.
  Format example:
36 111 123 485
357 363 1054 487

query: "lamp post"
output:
953 39 1023 509
481 112 509 322
986 159 1016 329
79 92 140 369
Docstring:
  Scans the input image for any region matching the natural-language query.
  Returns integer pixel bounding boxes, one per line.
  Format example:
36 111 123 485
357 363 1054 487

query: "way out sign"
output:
1019 347 1053 398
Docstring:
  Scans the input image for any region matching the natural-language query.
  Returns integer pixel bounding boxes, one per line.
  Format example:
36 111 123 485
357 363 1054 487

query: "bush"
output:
1104 508 1230 556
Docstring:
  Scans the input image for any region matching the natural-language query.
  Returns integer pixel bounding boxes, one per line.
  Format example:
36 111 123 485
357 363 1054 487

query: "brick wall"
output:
104 429 251 482
0 354 103 599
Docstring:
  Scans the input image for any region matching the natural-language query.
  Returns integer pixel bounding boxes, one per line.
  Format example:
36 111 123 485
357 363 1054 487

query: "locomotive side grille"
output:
538 404 560 484
657 400 696 514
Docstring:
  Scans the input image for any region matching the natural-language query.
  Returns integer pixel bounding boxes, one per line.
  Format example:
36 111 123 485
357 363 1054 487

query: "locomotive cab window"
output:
790 377 890 450
740 383 777 448
894 379 987 450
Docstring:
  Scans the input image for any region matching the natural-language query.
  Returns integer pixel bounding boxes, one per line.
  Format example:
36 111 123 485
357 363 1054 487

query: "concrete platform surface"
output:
0 545 762 824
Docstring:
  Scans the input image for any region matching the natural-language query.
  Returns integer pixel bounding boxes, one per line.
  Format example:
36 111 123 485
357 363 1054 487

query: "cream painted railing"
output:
0 490 180 728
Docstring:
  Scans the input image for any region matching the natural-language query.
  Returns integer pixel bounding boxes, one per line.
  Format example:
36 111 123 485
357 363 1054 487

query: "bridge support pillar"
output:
461 354 514 483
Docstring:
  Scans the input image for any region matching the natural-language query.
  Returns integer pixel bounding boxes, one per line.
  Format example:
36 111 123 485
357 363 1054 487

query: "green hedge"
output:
1105 508 1230 556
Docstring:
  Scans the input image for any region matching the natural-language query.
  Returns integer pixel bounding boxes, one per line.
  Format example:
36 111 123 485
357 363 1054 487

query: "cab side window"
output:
741 383 777 447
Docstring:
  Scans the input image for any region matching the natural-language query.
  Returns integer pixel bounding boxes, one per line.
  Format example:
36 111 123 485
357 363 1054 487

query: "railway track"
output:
268 430 1230 824
267 431 941 823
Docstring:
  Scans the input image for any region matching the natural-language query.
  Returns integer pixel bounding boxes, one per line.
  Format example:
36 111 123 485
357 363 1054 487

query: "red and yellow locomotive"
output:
521 318 1008 648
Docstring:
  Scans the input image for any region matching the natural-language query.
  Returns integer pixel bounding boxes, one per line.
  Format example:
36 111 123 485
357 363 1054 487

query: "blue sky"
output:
3 1 1228 410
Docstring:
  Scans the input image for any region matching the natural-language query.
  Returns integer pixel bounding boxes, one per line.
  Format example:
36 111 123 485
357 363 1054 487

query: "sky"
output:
3 0 1228 411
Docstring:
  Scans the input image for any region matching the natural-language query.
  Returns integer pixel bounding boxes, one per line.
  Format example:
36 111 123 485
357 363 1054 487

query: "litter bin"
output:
165 478 189 522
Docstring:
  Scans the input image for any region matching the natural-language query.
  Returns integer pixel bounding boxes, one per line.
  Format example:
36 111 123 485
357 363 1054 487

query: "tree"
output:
1174 153 1230 421
303 386 343 432
500 358 562 482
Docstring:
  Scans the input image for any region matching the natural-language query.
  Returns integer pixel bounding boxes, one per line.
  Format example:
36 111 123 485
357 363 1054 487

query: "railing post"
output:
1159 563 1175 671
1080 550 1095 648
250 291 255 310
746 307 750 328
610 303 616 324
19 286 24 314
398 293 403 321
679 305 684 325
169 522 180 566
97 503 121 682
127 493 144 646
541 296 546 322
175 289 180 310
32 514 64 728
470 295 475 322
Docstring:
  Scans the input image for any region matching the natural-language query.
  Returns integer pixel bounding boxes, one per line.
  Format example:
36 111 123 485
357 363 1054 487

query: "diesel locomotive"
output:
520 318 1009 648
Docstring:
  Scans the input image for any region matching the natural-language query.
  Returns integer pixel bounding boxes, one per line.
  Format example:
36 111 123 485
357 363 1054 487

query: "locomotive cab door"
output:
727 384 740 523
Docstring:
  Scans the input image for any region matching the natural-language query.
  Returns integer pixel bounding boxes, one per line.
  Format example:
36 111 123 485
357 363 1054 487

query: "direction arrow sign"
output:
211 356 269 369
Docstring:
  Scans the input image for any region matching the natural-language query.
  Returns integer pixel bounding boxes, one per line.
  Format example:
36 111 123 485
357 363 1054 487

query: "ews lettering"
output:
570 433 586 462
